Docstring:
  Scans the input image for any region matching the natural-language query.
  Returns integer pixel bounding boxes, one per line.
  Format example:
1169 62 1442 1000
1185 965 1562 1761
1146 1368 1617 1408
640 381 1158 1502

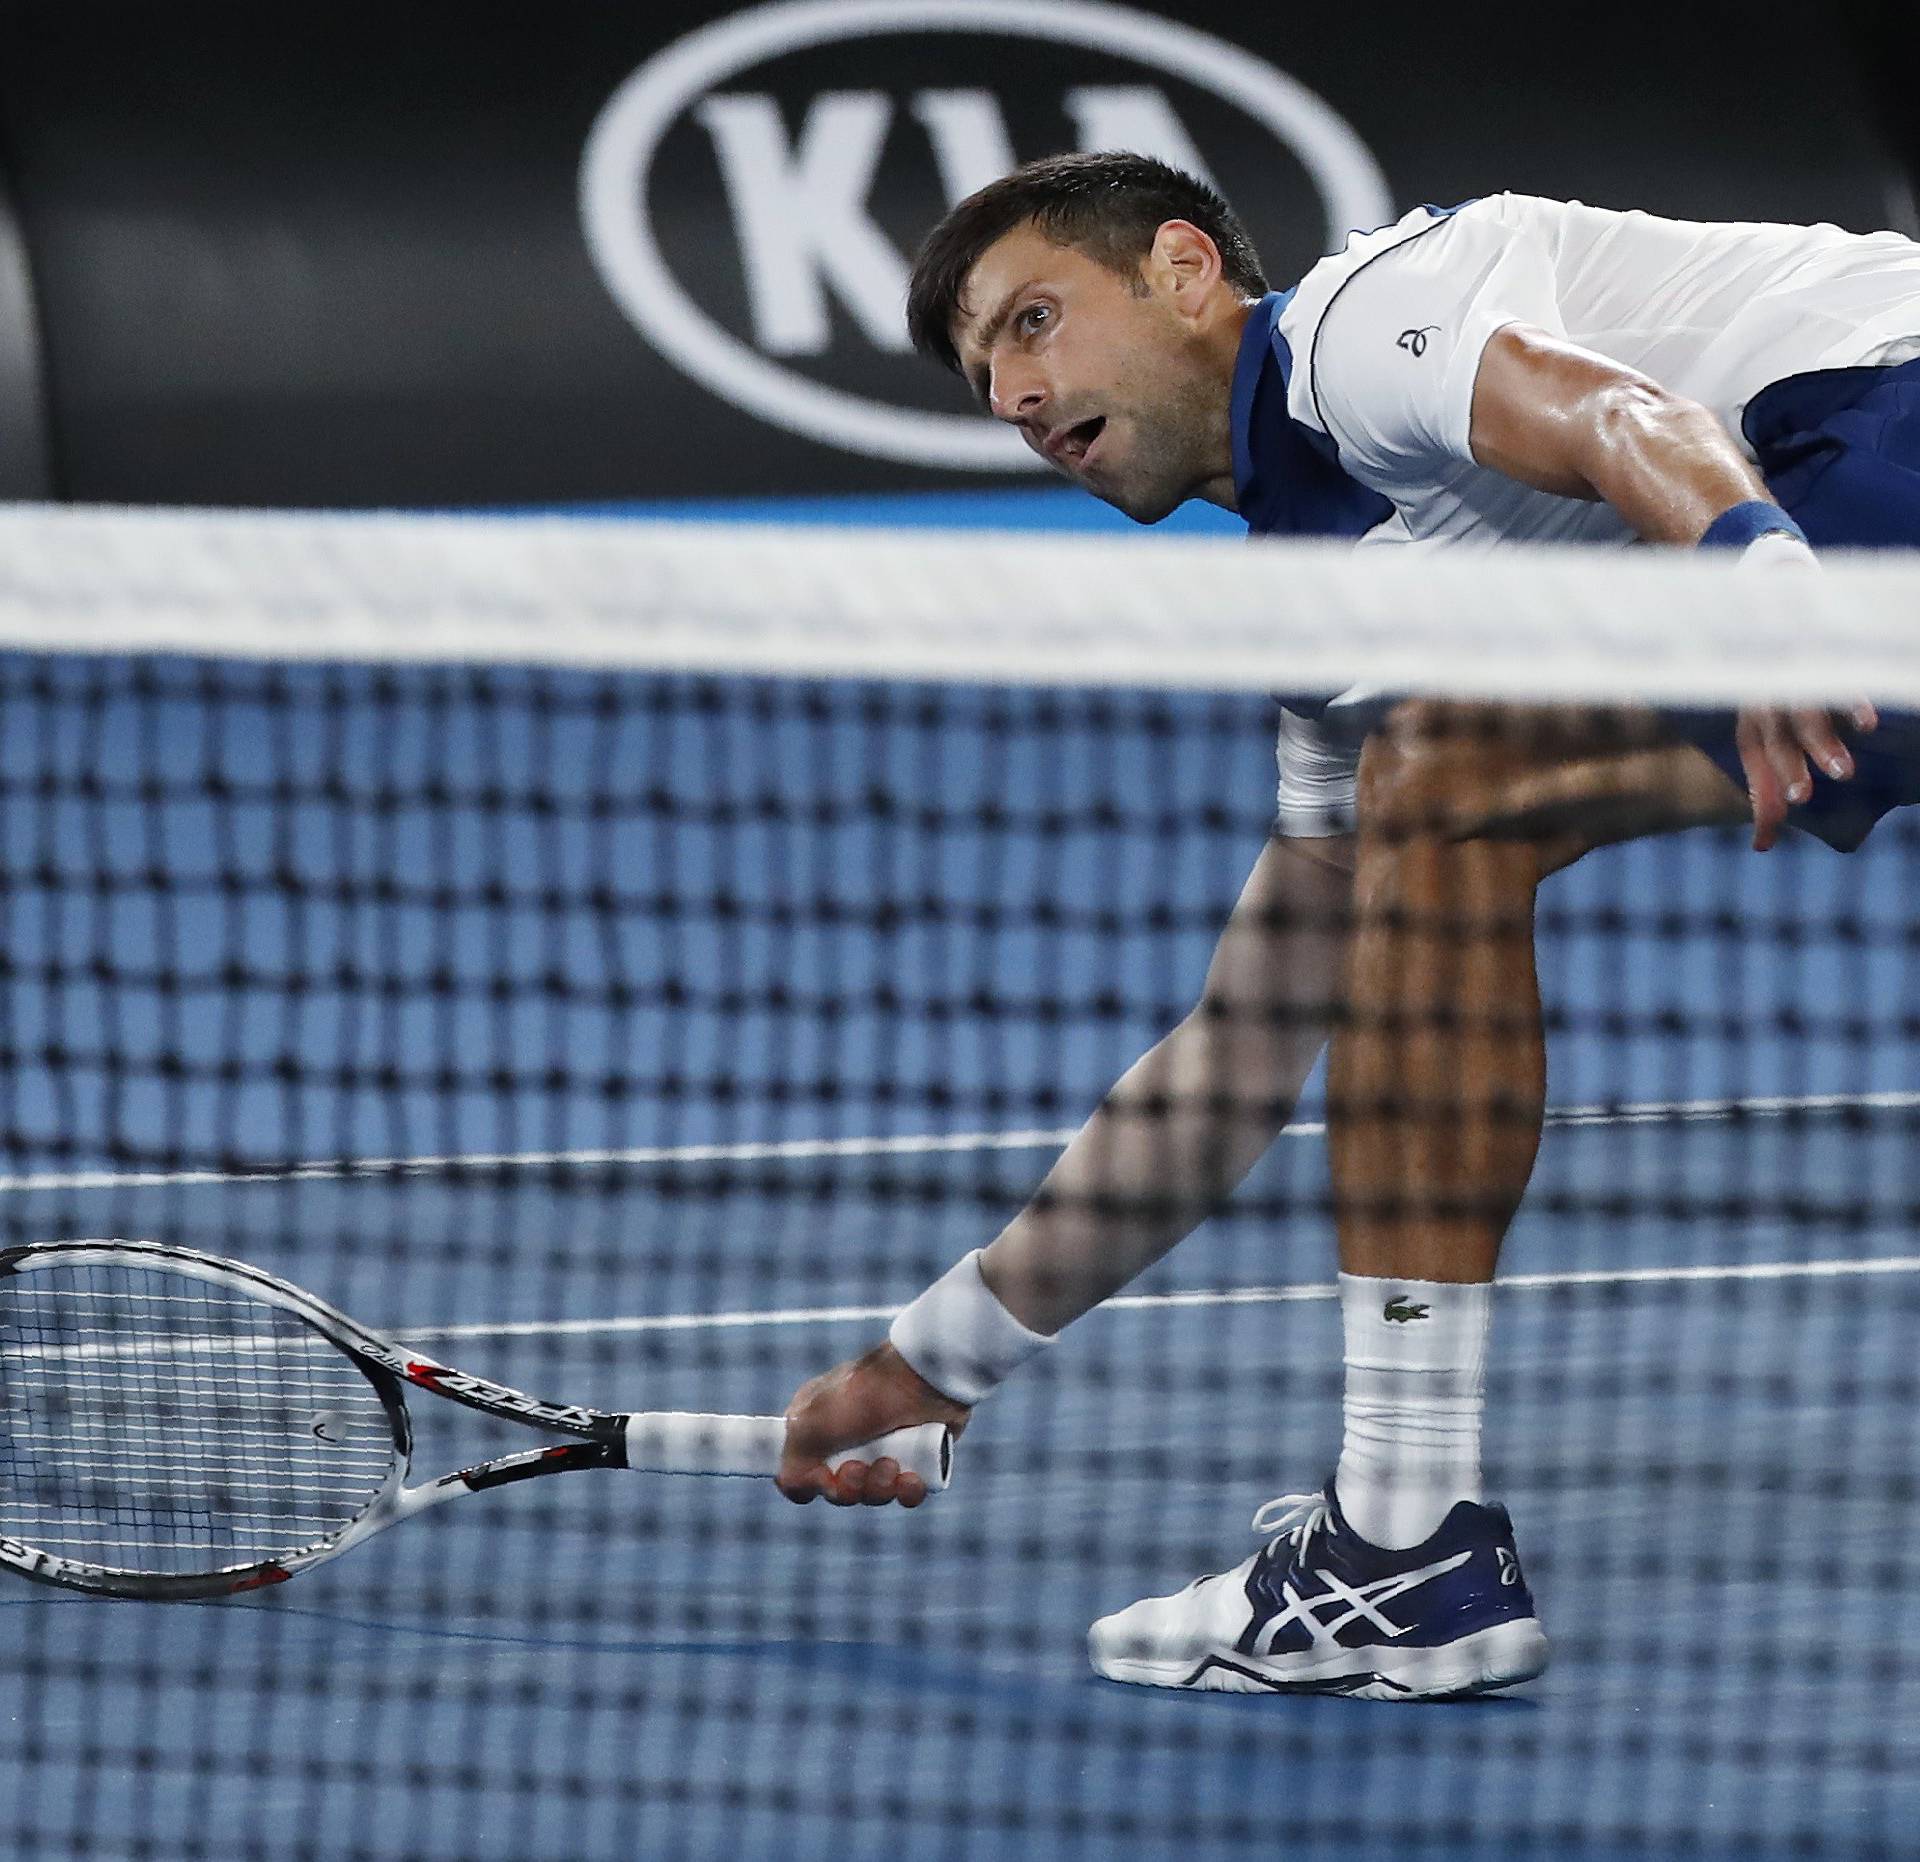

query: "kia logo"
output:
581 0 1391 469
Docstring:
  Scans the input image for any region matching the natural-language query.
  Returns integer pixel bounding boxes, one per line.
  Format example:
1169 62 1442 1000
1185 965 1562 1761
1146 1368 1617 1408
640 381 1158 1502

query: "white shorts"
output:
1272 696 1394 838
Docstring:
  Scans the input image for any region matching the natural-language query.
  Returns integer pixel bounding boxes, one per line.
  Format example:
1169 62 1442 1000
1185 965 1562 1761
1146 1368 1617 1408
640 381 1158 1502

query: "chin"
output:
1102 481 1185 526
1090 450 1187 524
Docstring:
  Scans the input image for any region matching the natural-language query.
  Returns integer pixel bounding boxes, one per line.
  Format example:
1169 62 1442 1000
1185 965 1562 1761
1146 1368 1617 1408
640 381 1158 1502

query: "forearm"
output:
979 977 1330 1336
1573 385 1840 845
1470 326 1789 546
1575 383 1775 545
888 835 1351 1390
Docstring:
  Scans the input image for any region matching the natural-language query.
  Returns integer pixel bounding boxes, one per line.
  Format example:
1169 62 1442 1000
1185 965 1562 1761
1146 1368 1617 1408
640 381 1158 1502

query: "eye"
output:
1016 303 1053 337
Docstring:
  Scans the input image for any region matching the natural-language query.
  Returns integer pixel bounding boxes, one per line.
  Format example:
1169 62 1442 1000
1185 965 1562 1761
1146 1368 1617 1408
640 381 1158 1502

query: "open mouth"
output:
1053 416 1106 467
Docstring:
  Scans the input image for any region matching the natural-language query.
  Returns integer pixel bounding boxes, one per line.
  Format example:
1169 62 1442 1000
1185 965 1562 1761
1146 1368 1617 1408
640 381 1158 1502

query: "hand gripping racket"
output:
0 1240 951 1601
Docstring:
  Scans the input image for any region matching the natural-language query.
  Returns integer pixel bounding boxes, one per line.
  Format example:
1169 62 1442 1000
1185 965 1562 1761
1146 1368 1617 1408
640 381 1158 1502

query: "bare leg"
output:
1335 833 1547 1283
981 833 1353 1334
1322 705 1750 1545
1329 703 1749 1283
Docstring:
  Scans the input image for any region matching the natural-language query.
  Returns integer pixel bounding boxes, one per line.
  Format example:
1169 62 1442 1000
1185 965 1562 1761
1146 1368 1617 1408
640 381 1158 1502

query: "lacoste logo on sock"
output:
1382 1297 1430 1323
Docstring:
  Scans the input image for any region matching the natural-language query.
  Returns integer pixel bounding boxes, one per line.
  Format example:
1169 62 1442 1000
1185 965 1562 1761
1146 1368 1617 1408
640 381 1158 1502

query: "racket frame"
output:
0 1239 631 1601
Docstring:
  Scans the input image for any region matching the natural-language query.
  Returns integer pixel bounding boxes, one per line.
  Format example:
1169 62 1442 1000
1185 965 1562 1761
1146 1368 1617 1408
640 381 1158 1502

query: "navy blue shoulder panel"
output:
1230 291 1393 541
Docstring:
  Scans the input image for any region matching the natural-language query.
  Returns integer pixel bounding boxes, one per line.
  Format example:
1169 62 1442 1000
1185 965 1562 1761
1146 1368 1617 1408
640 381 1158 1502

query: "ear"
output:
1145 220 1225 315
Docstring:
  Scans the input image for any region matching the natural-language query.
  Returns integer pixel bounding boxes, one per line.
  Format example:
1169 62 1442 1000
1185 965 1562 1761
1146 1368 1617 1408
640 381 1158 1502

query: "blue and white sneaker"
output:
1088 1485 1548 1700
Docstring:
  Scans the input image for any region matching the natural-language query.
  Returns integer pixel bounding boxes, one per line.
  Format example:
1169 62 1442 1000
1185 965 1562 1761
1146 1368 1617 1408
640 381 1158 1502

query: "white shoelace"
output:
1249 1492 1328 1557
1179 1494 1330 1592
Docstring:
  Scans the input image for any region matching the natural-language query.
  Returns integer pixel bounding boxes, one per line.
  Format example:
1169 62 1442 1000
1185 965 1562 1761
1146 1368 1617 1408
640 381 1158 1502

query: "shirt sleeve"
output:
1305 207 1566 491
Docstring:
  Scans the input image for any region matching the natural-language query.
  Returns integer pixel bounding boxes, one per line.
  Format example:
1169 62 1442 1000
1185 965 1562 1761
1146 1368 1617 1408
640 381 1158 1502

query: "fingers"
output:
863 1458 928 1508
824 1455 926 1508
777 1340 971 1511
1761 716 1814 807
1735 704 1875 853
1736 714 1790 853
776 1372 831 1502
775 1456 821 1503
1788 708 1855 784
774 1456 928 1509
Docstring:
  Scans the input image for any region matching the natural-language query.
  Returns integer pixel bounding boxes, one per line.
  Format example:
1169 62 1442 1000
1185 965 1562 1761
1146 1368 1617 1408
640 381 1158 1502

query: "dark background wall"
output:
0 1 1911 508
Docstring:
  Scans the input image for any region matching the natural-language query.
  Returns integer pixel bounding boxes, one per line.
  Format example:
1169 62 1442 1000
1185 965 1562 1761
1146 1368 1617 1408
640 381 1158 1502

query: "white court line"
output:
26 1252 1911 1350
0 1089 1911 1198
0 1127 1084 1196
404 1252 1920 1343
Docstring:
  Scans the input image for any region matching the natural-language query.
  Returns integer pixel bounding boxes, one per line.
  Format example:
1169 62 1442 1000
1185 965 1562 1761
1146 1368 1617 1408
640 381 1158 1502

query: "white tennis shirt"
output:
1269 194 1920 834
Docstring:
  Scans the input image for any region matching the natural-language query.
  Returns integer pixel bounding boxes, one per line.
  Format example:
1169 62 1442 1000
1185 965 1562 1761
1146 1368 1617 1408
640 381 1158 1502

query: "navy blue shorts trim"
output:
1672 354 1920 850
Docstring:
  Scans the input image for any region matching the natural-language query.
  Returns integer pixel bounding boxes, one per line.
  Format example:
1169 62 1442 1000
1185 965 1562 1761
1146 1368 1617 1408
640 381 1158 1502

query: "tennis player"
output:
777 154 1920 1698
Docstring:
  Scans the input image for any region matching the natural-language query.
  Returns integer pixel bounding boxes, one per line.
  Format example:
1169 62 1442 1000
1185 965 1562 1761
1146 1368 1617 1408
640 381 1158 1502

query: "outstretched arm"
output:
1467 325 1876 848
979 834 1351 1328
778 834 1353 1505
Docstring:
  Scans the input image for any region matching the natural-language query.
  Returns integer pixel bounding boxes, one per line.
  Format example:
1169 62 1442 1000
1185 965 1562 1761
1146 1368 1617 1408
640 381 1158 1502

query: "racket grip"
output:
621 1413 952 1492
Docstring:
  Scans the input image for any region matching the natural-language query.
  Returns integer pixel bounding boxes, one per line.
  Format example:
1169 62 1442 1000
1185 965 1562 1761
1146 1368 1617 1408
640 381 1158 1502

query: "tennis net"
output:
0 505 1916 1861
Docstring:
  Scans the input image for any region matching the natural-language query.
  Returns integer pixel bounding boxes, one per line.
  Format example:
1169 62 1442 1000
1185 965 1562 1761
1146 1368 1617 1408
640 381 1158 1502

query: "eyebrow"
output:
962 279 1040 404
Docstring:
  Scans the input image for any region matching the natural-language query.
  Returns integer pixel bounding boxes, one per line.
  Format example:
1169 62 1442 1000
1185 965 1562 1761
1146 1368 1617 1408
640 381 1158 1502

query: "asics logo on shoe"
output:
1382 1297 1429 1322
1249 1548 1472 1654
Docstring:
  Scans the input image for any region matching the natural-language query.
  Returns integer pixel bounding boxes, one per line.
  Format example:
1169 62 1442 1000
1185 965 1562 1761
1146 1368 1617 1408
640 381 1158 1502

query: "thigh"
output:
1359 700 1748 862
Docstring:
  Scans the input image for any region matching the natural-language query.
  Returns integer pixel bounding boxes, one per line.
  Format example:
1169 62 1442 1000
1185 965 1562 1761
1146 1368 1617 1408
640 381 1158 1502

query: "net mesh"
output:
0 507 1915 1861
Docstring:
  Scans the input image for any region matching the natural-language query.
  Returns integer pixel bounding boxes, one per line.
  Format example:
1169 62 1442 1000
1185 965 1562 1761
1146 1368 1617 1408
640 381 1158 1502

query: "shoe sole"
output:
1090 1618 1550 1702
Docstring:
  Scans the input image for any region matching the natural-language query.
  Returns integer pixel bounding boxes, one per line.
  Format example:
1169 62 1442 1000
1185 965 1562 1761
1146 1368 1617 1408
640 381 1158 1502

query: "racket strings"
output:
0 1264 398 1572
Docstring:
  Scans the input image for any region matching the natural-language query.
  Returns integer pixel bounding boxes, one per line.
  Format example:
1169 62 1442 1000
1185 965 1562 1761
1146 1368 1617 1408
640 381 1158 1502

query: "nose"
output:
987 357 1047 426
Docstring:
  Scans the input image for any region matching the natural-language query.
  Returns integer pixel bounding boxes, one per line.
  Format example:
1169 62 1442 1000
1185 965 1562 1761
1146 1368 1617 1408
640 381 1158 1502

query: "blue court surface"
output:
0 645 1913 1861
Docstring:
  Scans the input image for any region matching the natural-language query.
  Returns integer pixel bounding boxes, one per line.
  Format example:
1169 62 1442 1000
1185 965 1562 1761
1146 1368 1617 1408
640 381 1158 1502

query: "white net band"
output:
0 502 1913 705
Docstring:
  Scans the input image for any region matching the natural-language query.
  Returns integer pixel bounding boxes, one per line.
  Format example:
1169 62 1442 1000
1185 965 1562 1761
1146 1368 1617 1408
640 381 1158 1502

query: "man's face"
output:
950 221 1237 524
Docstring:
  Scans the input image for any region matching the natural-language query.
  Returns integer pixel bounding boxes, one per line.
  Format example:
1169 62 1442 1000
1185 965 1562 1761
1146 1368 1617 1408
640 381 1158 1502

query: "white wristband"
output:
1739 532 1820 572
889 1250 1052 1405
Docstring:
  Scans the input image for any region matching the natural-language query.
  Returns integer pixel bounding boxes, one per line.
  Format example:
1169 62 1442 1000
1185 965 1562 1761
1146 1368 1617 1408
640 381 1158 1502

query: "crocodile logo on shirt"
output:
1397 325 1441 357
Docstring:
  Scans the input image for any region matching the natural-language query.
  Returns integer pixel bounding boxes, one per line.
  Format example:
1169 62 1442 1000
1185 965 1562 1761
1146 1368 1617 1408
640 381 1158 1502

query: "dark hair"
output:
906 151 1268 376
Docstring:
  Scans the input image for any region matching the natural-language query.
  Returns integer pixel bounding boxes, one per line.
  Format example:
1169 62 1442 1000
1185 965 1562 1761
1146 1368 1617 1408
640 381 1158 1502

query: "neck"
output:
1193 296 1257 512
1196 468 1241 513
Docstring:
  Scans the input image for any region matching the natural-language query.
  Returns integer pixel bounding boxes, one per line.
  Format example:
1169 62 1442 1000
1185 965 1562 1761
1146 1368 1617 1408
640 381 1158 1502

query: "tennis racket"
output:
0 1239 951 1601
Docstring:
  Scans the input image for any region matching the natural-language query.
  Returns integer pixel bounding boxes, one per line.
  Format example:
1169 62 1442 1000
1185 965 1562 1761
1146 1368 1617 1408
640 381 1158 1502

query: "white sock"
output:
1334 1273 1490 1551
